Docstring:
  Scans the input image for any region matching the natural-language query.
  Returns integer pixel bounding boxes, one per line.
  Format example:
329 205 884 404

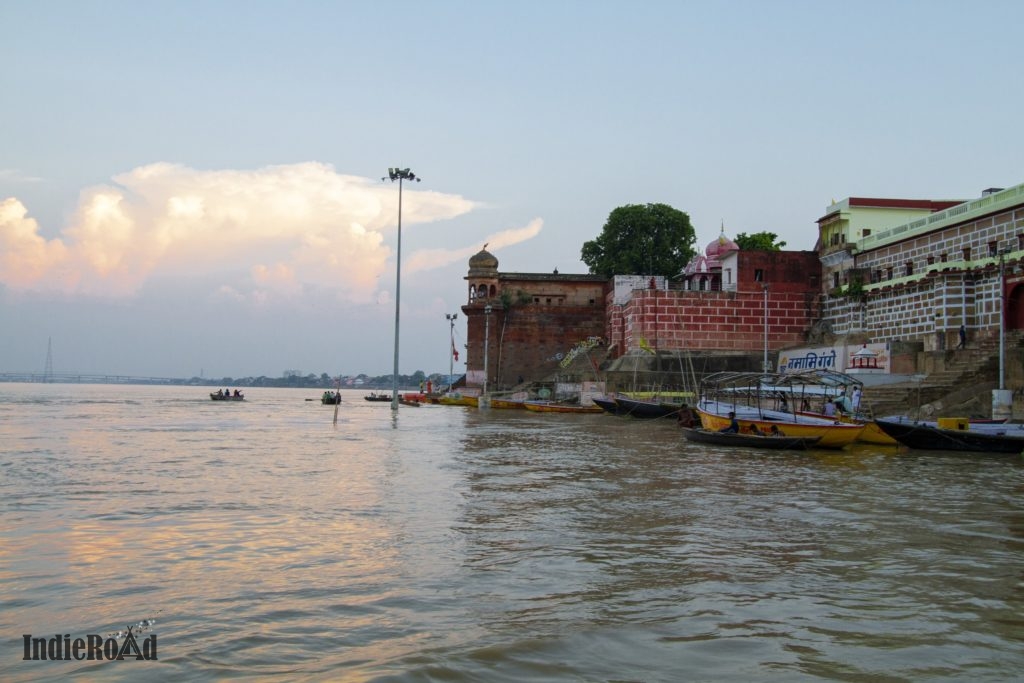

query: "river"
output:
2 383 1022 681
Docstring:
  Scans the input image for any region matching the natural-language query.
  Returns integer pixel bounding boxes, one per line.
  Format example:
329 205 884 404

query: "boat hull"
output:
696 407 863 448
523 401 603 414
681 427 821 450
874 419 1024 454
613 396 683 419
210 393 244 401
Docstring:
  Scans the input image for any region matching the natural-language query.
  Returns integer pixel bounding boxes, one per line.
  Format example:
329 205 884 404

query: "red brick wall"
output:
607 288 817 355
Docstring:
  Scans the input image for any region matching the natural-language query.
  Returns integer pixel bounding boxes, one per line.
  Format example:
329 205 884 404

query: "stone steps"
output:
860 330 1023 419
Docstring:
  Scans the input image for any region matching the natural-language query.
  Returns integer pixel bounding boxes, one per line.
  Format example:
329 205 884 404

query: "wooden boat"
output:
681 427 822 450
210 392 244 401
593 396 628 415
321 394 342 405
613 395 685 419
489 398 526 409
438 393 479 407
873 418 1024 454
522 400 604 414
696 403 862 448
364 393 392 402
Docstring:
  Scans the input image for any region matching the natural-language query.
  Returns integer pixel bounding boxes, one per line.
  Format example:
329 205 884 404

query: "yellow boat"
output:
438 393 478 407
489 398 526 409
523 400 604 414
696 406 864 448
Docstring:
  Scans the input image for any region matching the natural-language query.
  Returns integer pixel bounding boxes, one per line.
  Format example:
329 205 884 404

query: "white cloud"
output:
404 218 544 273
0 169 44 183
0 162 488 302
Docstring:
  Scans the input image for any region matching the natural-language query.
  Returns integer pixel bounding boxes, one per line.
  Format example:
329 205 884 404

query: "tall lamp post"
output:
385 167 420 411
762 283 770 372
446 312 458 393
999 248 1011 390
483 305 492 397
993 247 1012 421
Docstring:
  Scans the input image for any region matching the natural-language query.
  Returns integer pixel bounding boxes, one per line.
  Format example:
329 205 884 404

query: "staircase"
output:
860 331 1024 419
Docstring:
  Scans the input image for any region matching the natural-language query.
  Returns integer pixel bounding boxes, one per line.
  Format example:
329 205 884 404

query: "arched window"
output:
489 284 497 298
477 284 488 299
469 285 476 302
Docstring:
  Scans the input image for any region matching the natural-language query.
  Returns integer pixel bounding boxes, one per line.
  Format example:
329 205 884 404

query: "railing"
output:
858 183 1024 253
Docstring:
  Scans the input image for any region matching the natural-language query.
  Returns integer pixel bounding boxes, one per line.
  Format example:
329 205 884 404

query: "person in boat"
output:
769 424 784 437
216 389 223 397
719 411 739 433
800 398 811 412
233 389 241 397
677 404 696 428
823 399 836 418
745 423 763 435
777 393 789 413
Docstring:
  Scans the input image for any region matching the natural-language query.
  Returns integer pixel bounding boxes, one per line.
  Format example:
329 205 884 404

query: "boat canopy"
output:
700 369 863 398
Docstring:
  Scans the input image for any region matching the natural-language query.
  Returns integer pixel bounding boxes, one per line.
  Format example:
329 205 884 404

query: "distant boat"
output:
321 393 342 405
522 400 603 414
364 393 392 402
210 392 244 401
681 427 822 450
873 418 1024 454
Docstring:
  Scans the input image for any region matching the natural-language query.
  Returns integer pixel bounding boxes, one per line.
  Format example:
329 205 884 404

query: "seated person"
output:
745 423 763 435
769 424 784 437
823 400 836 417
719 411 740 433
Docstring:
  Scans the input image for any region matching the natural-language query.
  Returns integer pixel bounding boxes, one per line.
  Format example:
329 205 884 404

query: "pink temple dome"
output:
706 233 739 259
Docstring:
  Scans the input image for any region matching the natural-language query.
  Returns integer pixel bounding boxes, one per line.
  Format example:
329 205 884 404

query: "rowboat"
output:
364 393 392 402
522 400 603 414
593 396 628 415
210 392 244 401
613 395 685 419
874 418 1024 454
438 393 479 407
489 398 526 409
681 427 821 450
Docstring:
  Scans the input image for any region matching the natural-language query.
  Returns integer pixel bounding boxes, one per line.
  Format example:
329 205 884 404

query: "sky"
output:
2 1 1023 380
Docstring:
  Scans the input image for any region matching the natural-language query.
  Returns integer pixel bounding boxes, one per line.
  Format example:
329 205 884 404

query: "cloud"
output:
404 218 544 273
0 169 44 183
0 162 484 302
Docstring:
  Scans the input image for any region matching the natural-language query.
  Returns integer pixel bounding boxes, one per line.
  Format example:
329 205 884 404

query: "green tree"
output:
734 231 786 251
581 203 697 278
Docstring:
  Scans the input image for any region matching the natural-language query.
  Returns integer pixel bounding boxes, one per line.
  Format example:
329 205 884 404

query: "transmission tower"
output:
44 337 54 383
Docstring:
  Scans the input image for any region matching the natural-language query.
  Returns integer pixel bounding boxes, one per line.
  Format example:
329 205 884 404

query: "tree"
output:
581 203 697 279
734 231 786 251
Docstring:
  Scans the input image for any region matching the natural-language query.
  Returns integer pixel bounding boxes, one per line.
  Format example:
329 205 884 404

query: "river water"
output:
2 383 1023 682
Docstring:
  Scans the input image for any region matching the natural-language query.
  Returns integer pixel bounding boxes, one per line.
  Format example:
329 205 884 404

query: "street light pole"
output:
483 305 492 397
763 283 770 372
446 312 457 393
999 248 1010 390
385 167 420 412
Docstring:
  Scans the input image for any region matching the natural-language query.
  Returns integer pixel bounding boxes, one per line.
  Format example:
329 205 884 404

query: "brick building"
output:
820 183 1024 352
462 248 608 390
605 236 821 362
